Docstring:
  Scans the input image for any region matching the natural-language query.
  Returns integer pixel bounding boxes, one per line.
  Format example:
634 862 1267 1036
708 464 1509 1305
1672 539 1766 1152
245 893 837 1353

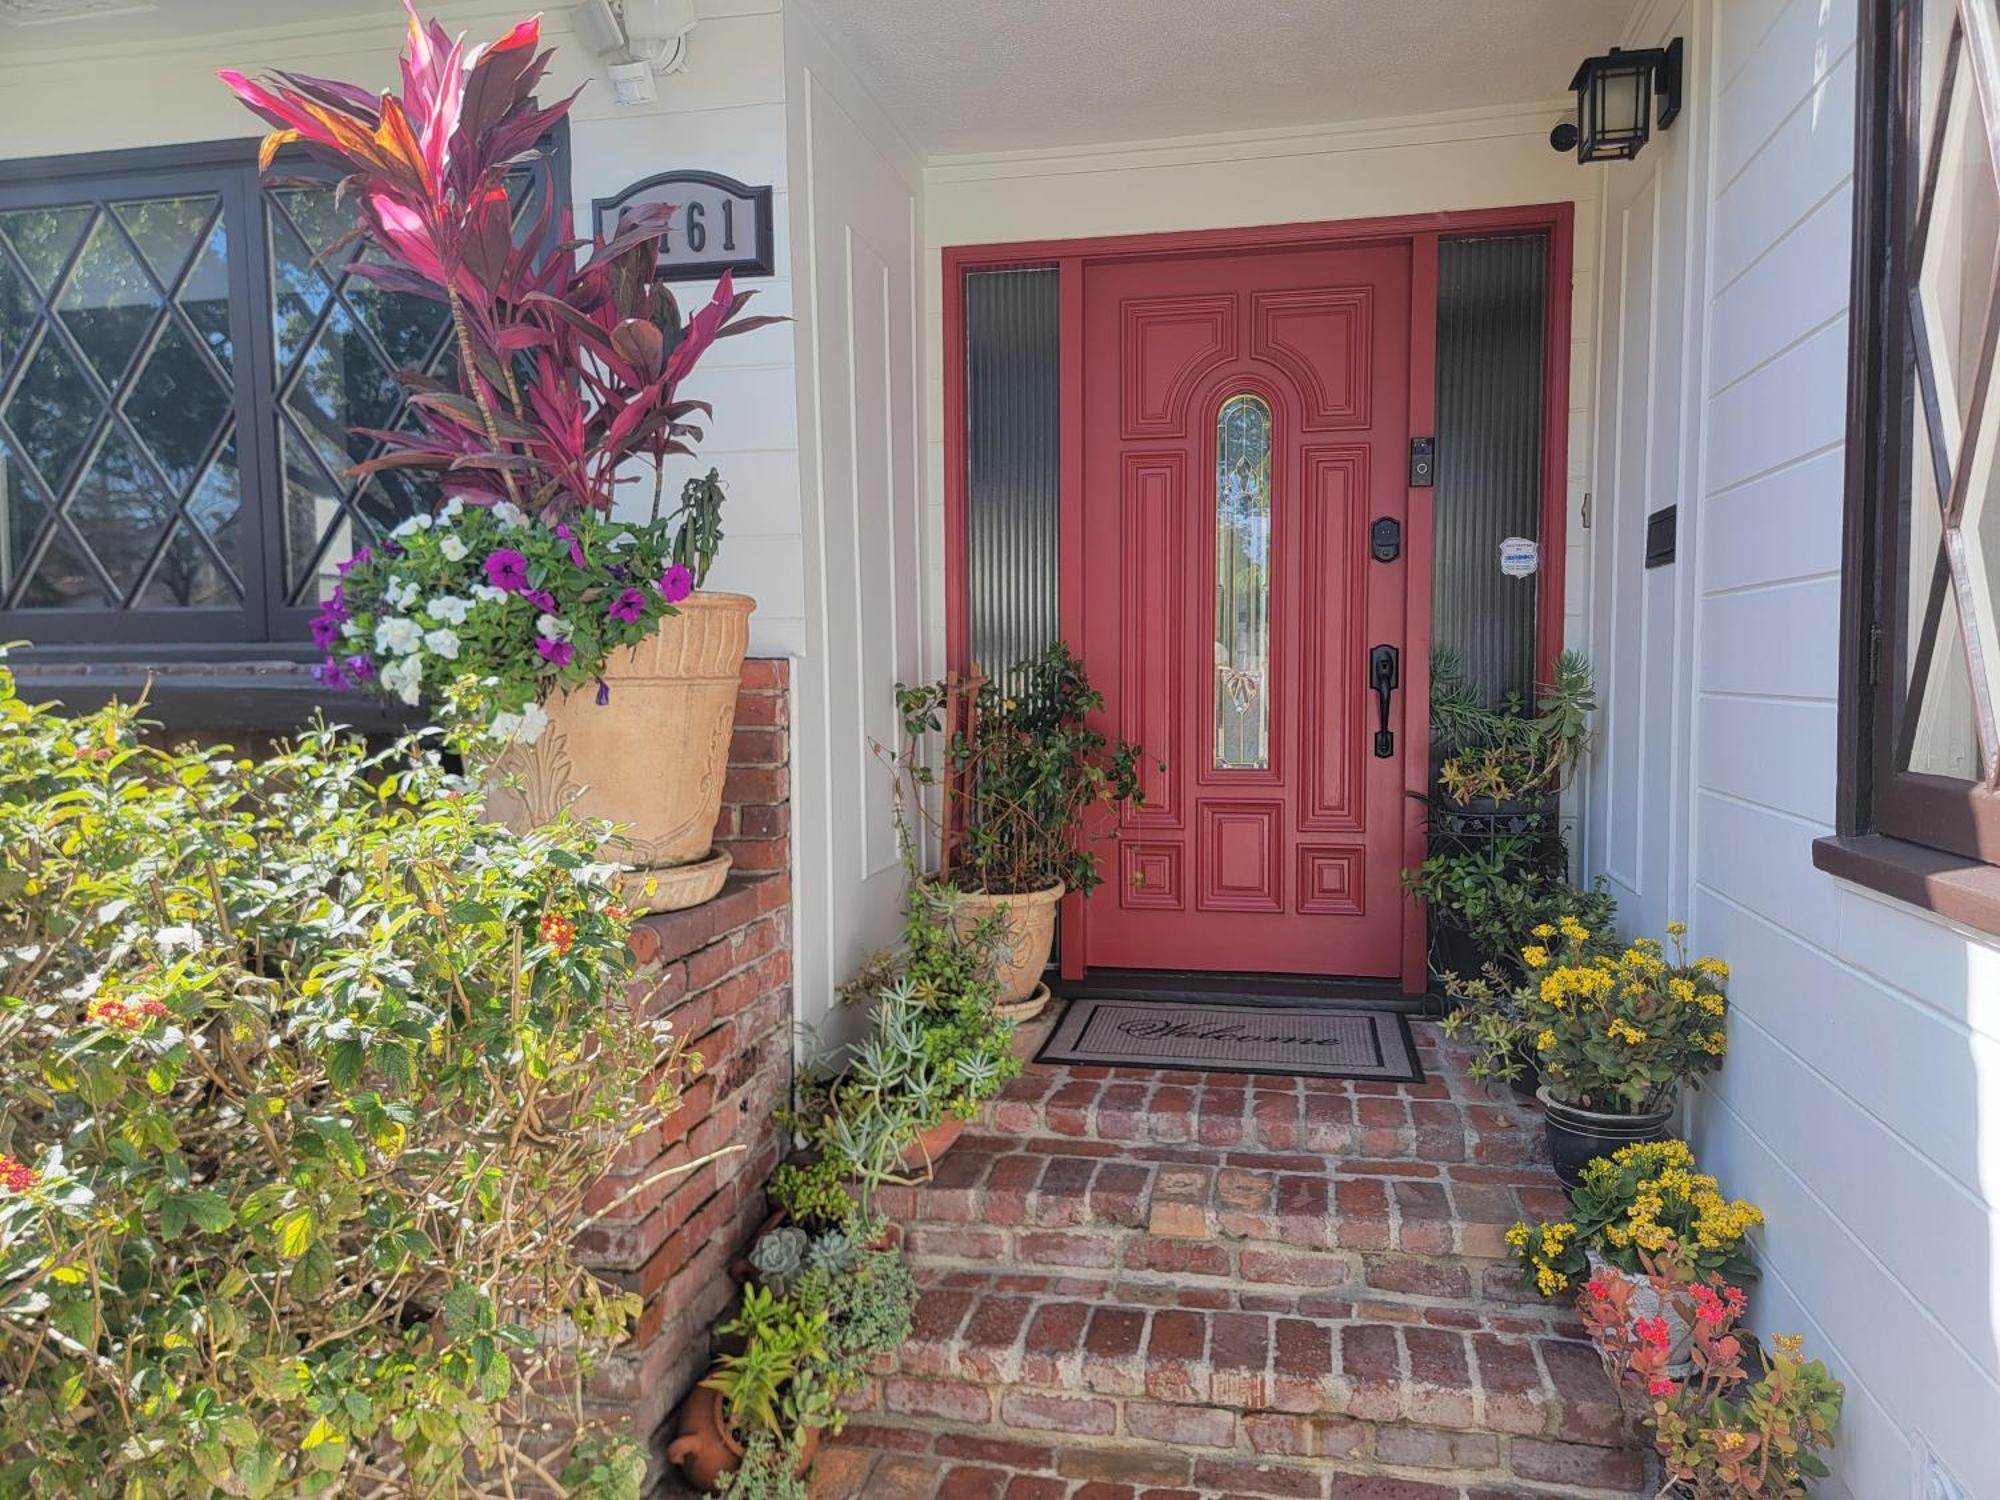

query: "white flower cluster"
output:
488 701 550 745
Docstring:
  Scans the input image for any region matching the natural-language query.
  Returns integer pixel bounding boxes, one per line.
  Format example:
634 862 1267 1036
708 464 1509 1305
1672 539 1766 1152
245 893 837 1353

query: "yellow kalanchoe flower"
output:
1521 944 1549 970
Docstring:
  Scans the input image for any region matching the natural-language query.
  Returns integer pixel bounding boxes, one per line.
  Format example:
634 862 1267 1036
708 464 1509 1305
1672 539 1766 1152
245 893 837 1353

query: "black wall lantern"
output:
1551 38 1684 161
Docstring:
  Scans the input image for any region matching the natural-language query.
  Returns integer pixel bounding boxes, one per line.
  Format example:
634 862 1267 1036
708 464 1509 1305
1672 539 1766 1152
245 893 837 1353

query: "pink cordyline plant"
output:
221 3 780 522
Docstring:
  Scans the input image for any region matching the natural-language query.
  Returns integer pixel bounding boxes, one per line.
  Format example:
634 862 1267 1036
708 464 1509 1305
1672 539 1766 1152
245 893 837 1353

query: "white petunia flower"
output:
391 513 434 538
470 584 510 605
386 578 421 610
375 616 423 655
492 501 528 529
424 628 461 660
536 613 572 641
427 595 471 625
488 701 549 745
439 498 464 523
438 535 469 562
380 655 423 705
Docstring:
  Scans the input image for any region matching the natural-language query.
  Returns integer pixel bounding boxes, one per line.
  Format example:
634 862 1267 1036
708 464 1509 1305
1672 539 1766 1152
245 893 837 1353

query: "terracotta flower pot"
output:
899 1115 965 1174
952 882 1063 1006
486 592 754 912
666 1382 818 1493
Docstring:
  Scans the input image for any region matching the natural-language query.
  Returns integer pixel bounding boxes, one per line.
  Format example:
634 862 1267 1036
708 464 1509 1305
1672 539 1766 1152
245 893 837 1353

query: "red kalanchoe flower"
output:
1586 1278 1610 1301
539 911 577 954
1648 1377 1678 1398
0 1154 40 1195
1634 1316 1671 1351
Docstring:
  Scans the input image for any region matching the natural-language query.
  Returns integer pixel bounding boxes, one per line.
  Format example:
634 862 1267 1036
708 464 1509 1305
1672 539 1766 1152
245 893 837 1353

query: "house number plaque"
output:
591 170 776 281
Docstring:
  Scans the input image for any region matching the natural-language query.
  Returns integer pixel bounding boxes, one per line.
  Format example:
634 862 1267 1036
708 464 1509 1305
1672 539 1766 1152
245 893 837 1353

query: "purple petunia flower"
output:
596 679 611 706
556 523 587 569
326 584 349 621
607 587 647 623
484 548 530 592
660 563 695 604
310 613 343 651
536 638 574 667
524 587 558 613
335 546 373 578
344 653 376 682
313 655 348 689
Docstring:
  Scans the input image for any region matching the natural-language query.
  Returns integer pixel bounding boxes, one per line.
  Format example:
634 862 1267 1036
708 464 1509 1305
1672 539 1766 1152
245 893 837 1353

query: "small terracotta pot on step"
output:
951 882 1063 1007
485 592 755 913
899 1115 965 1174
666 1383 818 1492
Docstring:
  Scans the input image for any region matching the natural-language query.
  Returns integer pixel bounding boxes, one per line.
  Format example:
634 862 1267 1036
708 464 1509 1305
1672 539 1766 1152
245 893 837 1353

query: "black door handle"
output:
1369 645 1399 759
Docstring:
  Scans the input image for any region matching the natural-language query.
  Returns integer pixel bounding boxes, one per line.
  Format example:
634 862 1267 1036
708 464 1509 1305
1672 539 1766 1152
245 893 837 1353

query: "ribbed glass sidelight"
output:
964 268 1061 694
1434 234 1549 707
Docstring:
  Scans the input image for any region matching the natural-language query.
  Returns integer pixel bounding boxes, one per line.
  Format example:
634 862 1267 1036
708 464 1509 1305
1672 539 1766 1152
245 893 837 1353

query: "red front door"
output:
1081 244 1413 977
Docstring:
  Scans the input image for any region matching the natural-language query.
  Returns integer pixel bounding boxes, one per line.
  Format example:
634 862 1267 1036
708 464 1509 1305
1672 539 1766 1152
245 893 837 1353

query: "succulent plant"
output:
808 1229 858 1279
749 1226 811 1296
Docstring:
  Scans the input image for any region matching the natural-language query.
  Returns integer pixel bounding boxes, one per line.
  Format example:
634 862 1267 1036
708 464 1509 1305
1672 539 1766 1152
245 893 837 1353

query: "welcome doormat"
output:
1036 996 1423 1083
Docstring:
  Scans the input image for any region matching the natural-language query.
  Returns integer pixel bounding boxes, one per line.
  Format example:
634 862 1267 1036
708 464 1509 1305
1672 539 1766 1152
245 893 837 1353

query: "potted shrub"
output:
896 642 1145 1017
1580 1269 1844 1496
775 880 1020 1202
1457 918 1731 1184
1414 648 1596 981
1508 1138 1763 1367
675 1223 917 1495
224 12 781 912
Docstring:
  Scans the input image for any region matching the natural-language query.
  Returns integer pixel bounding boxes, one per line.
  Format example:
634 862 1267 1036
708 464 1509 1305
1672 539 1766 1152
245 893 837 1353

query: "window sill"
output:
1811 833 2000 940
12 659 418 736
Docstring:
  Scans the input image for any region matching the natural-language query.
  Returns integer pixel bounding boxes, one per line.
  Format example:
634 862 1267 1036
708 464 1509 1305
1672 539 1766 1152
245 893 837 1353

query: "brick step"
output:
982 1063 1550 1166
818 1271 1650 1500
875 1134 1572 1314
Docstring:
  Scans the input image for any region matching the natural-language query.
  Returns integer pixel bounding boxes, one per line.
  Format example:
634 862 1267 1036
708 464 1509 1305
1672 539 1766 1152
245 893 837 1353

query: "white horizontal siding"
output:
1680 0 2000 1496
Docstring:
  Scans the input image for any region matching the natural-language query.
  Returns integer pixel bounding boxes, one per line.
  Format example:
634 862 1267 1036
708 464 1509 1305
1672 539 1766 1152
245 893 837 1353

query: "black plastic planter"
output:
1538 1088 1675 1190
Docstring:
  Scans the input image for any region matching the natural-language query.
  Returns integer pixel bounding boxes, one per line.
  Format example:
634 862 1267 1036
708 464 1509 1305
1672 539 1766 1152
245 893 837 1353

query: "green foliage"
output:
667 469 729 587
777 882 1021 1229
0 660 685 1497
1430 647 1595 804
1405 845 1616 981
713 1432 810 1500
897 642 1145 896
709 1226 917 1493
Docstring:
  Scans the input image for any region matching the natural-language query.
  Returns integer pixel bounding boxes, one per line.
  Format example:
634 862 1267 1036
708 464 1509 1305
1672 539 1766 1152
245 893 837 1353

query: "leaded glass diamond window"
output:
0 192 243 616
0 137 564 650
1900 5 2000 791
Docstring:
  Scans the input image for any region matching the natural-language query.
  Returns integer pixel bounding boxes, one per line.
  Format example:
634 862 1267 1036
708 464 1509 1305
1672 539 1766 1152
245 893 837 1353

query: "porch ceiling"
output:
818 0 1645 156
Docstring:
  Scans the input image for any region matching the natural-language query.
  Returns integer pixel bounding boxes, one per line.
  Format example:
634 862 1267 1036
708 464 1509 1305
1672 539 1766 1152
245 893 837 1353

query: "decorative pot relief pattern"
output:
485 593 755 888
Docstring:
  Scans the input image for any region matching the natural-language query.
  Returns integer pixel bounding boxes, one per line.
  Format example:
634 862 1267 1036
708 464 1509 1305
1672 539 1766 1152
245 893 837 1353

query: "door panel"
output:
1082 245 1412 977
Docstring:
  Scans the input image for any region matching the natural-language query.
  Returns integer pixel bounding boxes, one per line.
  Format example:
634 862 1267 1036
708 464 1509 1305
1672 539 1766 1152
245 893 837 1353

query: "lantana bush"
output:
0 659 693 1498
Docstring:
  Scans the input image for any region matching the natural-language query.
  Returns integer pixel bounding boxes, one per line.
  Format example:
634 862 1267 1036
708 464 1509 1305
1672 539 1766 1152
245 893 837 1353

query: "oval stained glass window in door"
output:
1215 393 1272 769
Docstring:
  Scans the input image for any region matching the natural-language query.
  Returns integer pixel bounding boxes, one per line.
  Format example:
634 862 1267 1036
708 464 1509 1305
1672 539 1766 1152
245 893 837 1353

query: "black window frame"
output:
1819 0 2000 932
0 128 569 670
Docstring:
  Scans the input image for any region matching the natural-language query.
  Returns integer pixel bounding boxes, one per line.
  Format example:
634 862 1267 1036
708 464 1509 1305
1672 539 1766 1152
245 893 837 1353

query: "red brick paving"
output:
804 1016 1651 1499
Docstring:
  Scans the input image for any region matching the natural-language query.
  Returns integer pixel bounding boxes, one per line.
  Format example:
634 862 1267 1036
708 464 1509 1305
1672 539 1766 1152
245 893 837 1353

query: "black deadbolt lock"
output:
1371 516 1401 563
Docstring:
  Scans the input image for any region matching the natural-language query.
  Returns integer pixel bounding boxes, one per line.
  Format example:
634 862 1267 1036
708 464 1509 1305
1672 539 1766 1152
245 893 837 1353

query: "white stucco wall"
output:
0 0 807 657
919 105 1607 678
1581 1 2000 1496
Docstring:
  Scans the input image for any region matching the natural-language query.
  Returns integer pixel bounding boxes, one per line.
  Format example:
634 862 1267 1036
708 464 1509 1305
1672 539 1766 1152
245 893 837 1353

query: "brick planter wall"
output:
577 660 794 1483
